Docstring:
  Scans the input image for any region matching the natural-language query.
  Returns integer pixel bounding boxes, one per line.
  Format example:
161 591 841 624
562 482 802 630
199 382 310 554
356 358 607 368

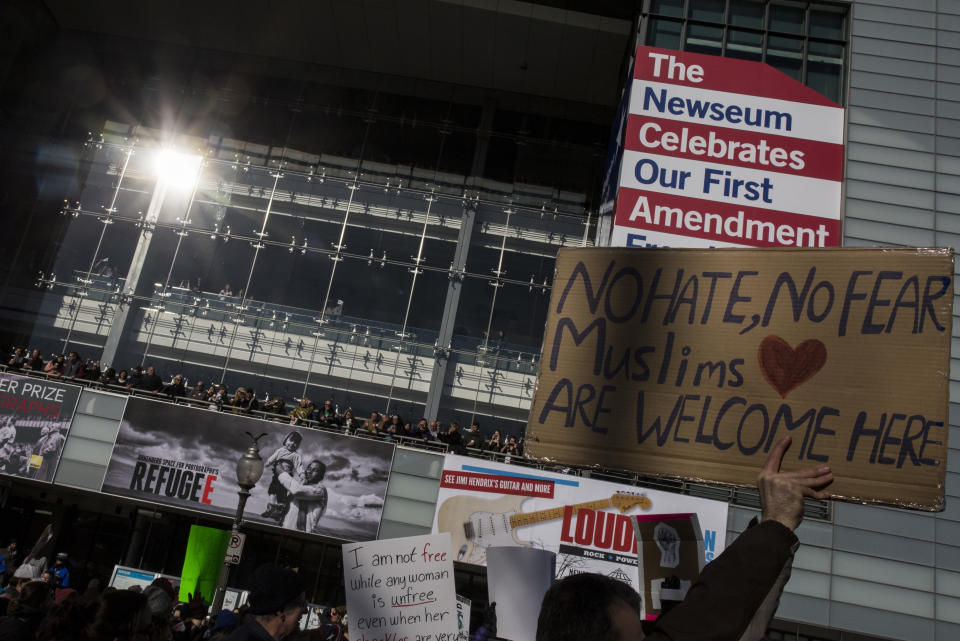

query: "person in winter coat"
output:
87 590 152 641
226 565 305 641
50 553 70 588
0 580 51 641
535 436 832 641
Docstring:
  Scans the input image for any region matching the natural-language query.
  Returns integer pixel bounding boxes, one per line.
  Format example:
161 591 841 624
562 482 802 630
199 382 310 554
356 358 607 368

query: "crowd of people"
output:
4 348 527 457
0 551 344 641
0 436 832 641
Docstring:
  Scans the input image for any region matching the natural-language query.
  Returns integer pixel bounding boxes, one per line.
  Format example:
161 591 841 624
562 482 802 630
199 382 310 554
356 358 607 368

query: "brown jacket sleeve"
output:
644 520 798 641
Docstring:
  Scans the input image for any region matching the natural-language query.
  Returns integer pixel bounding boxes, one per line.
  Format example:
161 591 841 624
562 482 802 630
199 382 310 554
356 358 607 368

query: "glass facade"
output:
30 99 600 441
643 0 849 104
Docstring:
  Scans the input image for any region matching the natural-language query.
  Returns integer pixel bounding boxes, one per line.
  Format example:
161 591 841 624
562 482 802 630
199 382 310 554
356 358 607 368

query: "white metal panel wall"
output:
53 389 125 490
755 1 960 639
378 447 444 539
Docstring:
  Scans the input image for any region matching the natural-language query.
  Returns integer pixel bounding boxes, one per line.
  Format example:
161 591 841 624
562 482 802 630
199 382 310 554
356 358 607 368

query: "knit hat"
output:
149 577 176 601
246 564 304 615
143 585 173 617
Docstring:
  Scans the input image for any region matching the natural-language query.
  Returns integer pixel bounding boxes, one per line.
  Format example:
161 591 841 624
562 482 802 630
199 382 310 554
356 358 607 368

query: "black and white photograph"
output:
0 372 81 483
102 397 395 540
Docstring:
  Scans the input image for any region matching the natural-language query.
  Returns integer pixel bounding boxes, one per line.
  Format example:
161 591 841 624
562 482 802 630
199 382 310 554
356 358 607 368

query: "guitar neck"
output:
509 498 613 529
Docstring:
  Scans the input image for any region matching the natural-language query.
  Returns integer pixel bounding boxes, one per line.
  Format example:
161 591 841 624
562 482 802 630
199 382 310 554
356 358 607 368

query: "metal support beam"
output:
423 206 476 420
100 182 168 368
422 102 494 420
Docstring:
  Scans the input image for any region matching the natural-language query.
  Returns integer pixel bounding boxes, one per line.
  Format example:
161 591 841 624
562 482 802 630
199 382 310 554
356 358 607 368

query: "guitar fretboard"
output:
509 499 614 528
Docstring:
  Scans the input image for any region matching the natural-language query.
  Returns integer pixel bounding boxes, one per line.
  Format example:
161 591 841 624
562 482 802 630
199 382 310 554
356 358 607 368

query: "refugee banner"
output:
0 372 81 482
526 247 953 510
103 398 395 540
432 454 727 595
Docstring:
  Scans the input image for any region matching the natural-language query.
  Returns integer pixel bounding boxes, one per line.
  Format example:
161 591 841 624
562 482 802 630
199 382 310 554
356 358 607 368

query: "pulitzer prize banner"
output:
526 247 953 511
103 398 395 540
0 372 81 482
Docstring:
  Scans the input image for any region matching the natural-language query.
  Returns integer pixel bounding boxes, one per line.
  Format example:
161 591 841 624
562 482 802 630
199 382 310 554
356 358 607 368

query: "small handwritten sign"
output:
343 533 461 641
527 247 953 510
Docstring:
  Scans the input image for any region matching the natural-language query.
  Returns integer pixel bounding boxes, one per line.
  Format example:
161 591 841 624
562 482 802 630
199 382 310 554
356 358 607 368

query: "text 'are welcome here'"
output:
537 259 951 469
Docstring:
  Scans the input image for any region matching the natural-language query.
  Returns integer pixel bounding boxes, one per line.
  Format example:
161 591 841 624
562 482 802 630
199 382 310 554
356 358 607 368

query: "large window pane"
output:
810 8 846 40
331 255 413 329
727 29 763 61
769 2 805 35
688 0 726 23
807 40 845 104
685 23 724 56
191 160 239 233
730 0 765 30
452 275 496 347
650 0 684 18
647 18 684 53
767 35 804 81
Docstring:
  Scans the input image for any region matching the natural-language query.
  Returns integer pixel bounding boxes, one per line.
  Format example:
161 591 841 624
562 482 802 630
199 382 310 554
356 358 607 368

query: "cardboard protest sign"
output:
633 513 704 620
342 533 461 641
526 247 953 510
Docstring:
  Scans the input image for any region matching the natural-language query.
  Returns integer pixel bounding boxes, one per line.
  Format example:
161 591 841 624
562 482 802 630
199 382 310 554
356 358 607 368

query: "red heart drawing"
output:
757 336 827 398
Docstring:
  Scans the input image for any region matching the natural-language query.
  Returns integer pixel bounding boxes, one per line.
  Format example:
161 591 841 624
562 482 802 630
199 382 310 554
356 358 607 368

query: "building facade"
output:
0 1 958 640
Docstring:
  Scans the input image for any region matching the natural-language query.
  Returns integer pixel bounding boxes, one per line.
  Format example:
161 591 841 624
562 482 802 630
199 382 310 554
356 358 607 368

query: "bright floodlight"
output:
154 149 202 190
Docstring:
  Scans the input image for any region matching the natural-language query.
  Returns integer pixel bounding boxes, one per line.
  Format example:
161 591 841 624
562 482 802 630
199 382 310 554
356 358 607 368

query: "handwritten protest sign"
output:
526 248 953 510
343 533 461 641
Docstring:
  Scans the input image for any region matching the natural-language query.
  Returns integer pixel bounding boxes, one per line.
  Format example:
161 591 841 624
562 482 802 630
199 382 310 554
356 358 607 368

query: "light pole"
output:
210 431 266 616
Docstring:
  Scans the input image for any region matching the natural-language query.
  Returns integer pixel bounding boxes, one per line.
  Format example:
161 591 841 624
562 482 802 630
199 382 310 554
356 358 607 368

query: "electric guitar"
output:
437 491 651 564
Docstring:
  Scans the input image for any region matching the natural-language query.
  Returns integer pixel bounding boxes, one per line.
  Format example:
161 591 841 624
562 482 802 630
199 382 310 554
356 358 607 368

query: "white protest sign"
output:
343 533 460 641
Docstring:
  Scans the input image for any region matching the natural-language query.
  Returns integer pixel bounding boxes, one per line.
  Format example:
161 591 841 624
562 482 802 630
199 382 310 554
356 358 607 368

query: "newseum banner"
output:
0 372 81 483
432 454 727 595
611 46 844 248
103 398 395 540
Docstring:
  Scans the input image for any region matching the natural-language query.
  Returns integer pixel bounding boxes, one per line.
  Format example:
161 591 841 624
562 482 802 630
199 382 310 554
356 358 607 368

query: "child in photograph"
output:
261 431 304 522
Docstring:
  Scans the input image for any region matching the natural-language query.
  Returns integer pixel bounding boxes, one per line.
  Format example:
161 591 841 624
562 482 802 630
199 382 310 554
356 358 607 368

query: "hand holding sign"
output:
759 435 833 531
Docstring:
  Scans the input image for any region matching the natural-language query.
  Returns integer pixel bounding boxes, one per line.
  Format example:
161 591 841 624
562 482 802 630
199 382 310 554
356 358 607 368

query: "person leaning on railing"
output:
361 412 381 435
24 349 44 372
188 380 207 401
161 375 187 398
44 355 64 377
264 395 287 420
341 408 360 434
288 398 315 425
6 348 25 370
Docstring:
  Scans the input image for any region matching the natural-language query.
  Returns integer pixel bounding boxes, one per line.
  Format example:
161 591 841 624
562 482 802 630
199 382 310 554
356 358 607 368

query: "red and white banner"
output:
611 47 844 248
